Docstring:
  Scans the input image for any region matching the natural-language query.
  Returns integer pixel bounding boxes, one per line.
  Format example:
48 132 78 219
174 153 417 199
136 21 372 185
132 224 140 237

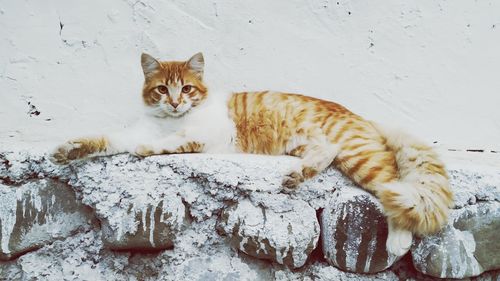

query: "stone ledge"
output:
0 150 499 280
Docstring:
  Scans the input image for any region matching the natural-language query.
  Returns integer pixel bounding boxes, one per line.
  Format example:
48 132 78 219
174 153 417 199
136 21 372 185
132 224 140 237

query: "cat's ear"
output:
187 52 204 78
141 53 161 78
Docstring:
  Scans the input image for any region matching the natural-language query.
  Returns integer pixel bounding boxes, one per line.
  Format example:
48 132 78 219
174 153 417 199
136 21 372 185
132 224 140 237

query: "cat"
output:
50 52 453 257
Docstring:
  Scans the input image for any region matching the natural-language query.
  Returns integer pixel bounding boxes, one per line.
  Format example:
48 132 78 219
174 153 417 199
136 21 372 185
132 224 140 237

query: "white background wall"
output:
1 0 499 150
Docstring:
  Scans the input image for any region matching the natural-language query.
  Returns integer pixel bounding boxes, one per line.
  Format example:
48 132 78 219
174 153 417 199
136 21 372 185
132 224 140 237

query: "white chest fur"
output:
179 96 238 153
124 94 237 154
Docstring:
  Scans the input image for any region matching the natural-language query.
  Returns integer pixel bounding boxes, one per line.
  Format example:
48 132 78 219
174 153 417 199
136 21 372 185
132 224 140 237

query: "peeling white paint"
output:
106 196 185 247
141 206 147 234
344 204 360 271
0 180 91 257
17 212 90 251
149 204 156 247
364 232 377 272
0 186 18 254
1 182 48 254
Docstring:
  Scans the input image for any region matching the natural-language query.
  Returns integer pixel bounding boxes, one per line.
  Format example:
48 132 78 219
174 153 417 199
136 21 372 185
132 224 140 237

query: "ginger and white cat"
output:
51 52 453 257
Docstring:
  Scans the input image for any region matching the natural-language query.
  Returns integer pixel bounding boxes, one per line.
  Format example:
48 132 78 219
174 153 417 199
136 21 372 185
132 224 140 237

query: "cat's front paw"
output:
49 141 86 165
282 171 304 193
134 145 155 157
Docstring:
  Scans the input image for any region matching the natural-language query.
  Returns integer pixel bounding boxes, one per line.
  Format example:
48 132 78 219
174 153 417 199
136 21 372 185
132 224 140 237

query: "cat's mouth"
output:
163 107 191 118
169 110 183 116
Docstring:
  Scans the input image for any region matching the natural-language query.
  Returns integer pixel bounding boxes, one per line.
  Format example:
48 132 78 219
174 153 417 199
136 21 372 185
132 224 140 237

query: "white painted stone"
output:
218 196 320 268
1 150 499 279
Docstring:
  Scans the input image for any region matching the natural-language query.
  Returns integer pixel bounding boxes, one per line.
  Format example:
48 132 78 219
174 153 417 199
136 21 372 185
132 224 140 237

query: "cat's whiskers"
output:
145 103 168 118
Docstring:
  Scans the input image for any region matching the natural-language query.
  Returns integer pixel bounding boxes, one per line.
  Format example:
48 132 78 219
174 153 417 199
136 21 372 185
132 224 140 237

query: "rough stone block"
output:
218 195 320 268
0 179 93 260
101 197 185 250
412 201 500 279
321 186 399 273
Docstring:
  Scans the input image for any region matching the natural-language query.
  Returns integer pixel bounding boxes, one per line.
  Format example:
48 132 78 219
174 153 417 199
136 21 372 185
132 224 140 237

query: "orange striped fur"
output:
228 92 399 190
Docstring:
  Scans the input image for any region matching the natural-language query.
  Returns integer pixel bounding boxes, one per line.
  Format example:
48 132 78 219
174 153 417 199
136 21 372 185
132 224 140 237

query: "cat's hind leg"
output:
283 140 340 191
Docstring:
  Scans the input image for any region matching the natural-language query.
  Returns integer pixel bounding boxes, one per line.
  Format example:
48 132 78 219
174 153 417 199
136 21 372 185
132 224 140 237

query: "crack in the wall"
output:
448 148 500 154
59 21 64 36
27 101 40 117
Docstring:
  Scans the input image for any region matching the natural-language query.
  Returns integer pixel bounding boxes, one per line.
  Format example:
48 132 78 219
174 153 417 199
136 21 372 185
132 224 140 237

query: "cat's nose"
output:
171 102 179 108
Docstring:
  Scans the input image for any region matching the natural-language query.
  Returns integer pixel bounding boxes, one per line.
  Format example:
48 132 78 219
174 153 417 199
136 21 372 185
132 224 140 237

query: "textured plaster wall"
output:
1 0 499 150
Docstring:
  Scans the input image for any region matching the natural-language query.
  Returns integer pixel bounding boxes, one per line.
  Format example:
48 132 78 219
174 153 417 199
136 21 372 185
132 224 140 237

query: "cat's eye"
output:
181 85 192 93
157 85 168 95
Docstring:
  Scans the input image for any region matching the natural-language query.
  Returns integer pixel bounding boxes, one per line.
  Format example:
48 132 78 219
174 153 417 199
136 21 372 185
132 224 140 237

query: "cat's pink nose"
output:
171 102 179 108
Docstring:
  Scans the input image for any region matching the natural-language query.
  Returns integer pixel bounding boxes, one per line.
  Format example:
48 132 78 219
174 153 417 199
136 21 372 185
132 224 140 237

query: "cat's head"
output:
141 52 208 118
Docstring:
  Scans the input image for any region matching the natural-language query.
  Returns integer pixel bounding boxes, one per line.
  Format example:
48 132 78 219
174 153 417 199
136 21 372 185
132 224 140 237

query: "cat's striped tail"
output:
373 124 454 236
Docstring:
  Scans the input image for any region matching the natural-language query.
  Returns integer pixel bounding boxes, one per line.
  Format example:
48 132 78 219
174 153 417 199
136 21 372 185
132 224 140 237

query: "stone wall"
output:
0 150 499 280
